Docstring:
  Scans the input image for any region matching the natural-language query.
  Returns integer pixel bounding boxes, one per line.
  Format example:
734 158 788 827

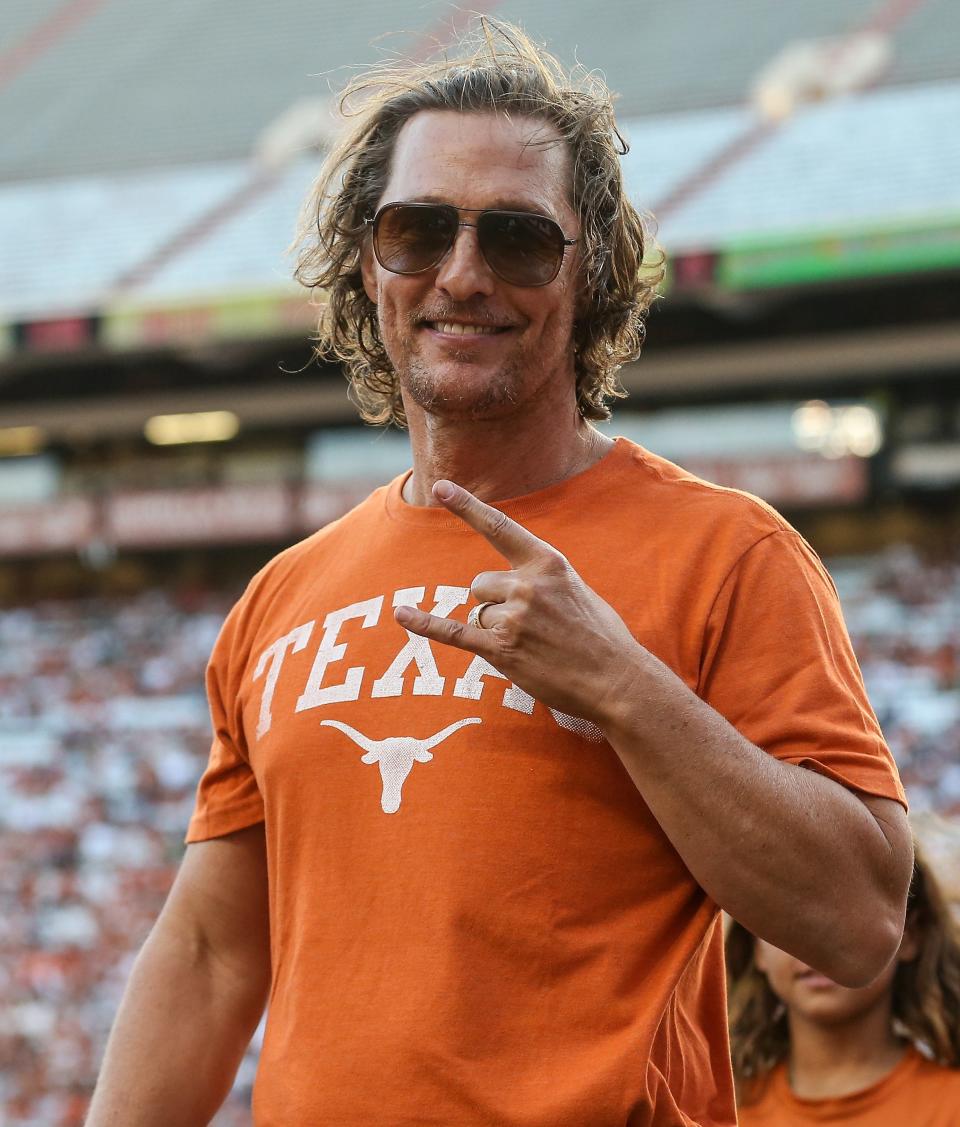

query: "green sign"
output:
718 217 960 289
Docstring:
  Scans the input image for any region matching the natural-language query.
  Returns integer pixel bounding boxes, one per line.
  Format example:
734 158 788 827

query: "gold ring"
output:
467 601 497 629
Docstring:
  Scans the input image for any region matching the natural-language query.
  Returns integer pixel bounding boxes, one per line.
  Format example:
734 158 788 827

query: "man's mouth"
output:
424 320 509 336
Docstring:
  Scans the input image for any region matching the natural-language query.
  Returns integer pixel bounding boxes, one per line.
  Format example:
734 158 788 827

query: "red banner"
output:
0 498 95 555
683 453 867 506
106 485 293 547
0 459 865 559
298 482 375 532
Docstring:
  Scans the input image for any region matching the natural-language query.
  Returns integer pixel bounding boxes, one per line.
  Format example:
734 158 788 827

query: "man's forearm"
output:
86 921 268 1127
599 645 912 987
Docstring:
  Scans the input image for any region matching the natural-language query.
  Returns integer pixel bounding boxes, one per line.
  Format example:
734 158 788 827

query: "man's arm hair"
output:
86 823 270 1127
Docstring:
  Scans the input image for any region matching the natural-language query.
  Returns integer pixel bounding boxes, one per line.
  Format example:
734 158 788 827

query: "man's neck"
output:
401 405 613 506
786 1002 906 1100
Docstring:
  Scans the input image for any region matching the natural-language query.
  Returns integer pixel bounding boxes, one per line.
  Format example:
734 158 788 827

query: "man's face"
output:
361 110 581 422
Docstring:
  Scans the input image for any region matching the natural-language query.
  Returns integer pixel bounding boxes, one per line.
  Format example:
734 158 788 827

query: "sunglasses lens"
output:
478 212 565 286
374 205 456 274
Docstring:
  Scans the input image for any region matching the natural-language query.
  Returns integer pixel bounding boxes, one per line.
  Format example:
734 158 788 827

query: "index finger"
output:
433 479 553 566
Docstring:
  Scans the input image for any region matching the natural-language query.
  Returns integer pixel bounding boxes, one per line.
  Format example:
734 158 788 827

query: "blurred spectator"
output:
725 844 960 1123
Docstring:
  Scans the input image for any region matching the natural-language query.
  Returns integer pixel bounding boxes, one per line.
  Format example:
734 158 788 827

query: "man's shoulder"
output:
612 437 794 544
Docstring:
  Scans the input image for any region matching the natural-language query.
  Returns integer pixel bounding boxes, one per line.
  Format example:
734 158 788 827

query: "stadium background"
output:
1 0 959 1122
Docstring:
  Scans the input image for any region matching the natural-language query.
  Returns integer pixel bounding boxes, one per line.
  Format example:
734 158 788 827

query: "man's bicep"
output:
161 823 271 984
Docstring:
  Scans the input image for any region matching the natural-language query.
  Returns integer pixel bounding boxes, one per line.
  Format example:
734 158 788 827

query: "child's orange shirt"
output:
739 1048 960 1125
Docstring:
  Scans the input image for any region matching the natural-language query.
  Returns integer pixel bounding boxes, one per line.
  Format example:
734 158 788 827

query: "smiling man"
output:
365 112 581 430
88 22 912 1127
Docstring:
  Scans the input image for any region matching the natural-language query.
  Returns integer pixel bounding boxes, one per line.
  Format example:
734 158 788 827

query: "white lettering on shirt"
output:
295 597 383 711
247 586 602 747
371 585 470 698
453 656 535 714
252 620 315 737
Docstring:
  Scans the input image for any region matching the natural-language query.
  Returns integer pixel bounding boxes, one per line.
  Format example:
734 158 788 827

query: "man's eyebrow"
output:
401 193 556 215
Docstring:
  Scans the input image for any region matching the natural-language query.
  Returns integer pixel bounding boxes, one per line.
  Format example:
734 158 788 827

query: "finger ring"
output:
467 601 497 629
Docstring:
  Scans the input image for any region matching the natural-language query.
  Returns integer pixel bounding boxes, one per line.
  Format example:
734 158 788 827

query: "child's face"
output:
753 930 915 1026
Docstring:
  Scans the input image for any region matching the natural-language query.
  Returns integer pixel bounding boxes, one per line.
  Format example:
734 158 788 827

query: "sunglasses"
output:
366 202 577 288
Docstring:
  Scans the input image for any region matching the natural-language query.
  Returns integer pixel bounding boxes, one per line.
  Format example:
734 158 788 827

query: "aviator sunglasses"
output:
365 202 578 288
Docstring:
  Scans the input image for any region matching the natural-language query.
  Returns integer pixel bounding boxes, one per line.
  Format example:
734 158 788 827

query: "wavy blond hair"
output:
726 844 960 1106
292 18 664 427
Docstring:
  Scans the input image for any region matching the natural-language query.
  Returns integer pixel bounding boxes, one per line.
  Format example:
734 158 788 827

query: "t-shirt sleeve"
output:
186 599 265 843
698 528 906 807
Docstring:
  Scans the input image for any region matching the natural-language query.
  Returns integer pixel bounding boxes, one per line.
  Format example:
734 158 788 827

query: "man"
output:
88 22 912 1127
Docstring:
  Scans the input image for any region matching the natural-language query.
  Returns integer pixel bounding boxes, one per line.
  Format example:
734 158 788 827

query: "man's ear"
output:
361 241 378 304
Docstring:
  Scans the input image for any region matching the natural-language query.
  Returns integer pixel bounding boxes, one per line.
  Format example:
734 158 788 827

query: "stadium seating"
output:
4 0 958 181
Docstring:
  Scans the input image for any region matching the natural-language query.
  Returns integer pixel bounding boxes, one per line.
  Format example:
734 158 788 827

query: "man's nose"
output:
433 224 497 299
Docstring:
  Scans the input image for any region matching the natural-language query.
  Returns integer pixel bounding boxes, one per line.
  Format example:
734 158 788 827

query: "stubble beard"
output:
387 302 575 421
399 347 525 421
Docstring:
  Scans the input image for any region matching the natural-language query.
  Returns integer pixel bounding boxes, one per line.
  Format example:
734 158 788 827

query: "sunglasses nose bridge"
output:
433 219 497 296
446 218 480 252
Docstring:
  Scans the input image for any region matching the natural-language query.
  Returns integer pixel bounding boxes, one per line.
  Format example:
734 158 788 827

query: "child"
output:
726 847 960 1124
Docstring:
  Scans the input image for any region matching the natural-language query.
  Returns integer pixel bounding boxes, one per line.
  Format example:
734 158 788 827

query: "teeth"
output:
434 322 500 336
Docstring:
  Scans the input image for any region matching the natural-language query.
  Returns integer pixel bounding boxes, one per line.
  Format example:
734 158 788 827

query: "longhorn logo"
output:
320 717 481 813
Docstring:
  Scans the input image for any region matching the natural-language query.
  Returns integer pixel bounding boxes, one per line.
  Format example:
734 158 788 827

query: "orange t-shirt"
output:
187 438 905 1126
738 1049 960 1124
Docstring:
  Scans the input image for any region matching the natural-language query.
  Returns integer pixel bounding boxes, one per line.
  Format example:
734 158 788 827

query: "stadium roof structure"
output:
1 0 959 360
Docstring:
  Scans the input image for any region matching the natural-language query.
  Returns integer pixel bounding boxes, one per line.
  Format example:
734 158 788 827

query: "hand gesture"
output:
394 480 640 727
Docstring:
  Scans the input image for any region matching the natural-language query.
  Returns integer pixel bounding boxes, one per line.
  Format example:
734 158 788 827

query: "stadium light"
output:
0 425 46 457
750 32 891 121
791 400 883 459
254 96 346 170
144 411 240 446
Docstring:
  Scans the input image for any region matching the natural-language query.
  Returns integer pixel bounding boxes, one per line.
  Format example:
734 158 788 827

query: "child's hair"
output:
726 843 960 1105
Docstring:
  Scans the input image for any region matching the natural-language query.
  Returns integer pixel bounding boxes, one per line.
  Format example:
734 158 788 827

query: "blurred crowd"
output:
833 546 960 820
0 588 254 1126
1 544 958 1125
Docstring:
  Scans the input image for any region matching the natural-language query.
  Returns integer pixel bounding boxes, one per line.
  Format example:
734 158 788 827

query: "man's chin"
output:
401 363 522 420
